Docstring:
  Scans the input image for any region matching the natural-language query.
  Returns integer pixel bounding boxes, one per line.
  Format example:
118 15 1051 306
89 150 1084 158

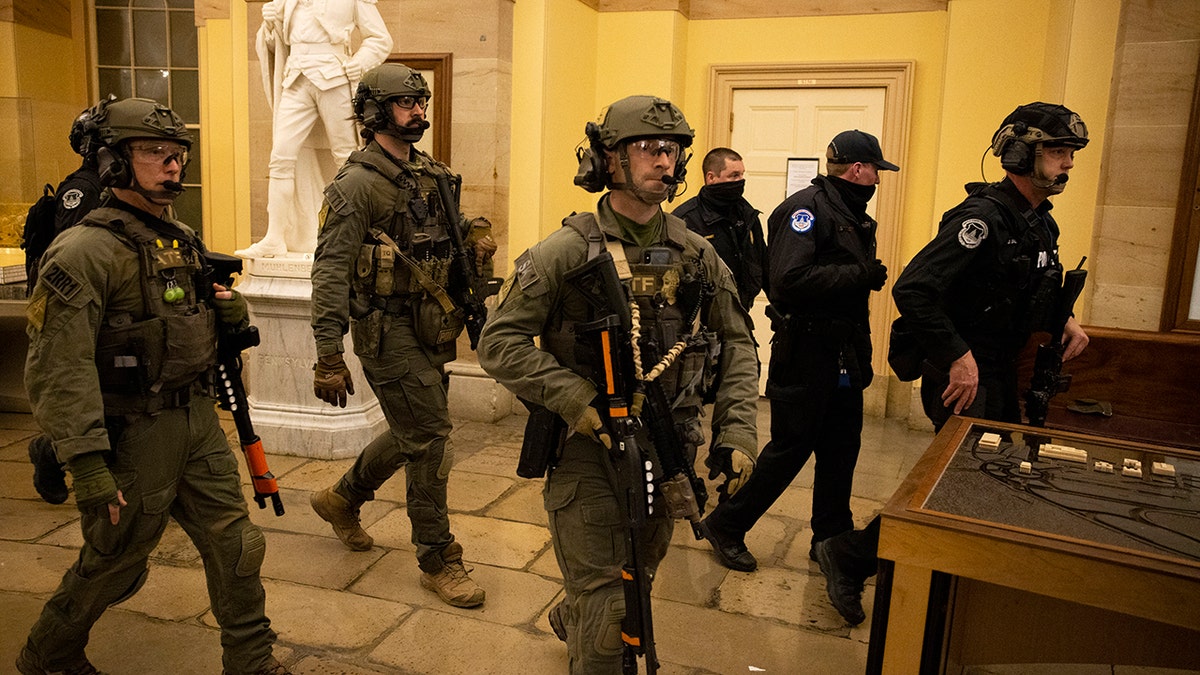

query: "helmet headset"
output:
88 97 192 204
990 102 1087 191
574 95 694 202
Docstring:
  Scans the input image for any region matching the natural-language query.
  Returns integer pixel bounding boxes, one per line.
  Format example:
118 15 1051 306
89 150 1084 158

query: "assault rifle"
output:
566 250 708 674
433 173 499 350
203 252 285 516
1023 257 1088 428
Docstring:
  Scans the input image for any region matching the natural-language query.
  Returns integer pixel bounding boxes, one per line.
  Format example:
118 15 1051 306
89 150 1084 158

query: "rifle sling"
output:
368 227 457 315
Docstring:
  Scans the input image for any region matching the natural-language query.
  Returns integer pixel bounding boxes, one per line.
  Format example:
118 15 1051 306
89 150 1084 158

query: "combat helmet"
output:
354 63 432 139
93 97 192 150
575 95 694 198
991 102 1087 175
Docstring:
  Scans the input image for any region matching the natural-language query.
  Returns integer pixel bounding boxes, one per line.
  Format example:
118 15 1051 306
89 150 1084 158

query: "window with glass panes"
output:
95 0 202 229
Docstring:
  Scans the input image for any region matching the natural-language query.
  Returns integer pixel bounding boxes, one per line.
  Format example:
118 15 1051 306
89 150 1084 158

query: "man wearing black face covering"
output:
672 147 768 310
698 131 898 602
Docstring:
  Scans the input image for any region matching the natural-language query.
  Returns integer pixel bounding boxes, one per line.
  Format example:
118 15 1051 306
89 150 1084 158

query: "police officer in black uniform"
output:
672 147 767 310
812 102 1092 626
698 130 896 576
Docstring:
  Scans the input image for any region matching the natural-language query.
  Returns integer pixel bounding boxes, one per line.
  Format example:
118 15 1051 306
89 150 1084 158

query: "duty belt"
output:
369 295 413 315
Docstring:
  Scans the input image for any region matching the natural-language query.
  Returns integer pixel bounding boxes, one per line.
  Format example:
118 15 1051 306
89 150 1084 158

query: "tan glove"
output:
572 406 612 450
313 353 355 408
706 446 755 501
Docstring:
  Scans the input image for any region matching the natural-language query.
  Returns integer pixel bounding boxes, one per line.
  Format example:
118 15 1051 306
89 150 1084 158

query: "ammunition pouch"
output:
350 307 385 358
96 308 217 411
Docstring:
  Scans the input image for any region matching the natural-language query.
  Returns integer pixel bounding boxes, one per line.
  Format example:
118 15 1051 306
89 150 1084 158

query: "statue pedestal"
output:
238 254 387 459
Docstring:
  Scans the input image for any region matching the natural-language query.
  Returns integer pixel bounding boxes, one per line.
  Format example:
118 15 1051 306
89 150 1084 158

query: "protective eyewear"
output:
628 138 682 162
130 142 189 167
392 95 430 110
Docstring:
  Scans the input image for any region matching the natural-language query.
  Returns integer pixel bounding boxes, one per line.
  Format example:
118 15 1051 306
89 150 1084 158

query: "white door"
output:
730 87 887 394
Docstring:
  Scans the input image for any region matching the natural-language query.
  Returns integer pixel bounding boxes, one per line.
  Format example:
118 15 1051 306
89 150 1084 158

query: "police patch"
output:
789 209 815 234
61 188 84 210
957 219 988 249
40 261 82 303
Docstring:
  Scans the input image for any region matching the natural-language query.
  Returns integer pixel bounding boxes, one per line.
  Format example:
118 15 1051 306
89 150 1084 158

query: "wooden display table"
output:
869 416 1200 674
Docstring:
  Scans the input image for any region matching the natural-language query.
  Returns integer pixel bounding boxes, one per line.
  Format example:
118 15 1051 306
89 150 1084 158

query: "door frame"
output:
709 61 914 416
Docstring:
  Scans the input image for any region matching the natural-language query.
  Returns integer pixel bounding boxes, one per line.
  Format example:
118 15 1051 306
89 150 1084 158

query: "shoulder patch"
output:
323 181 353 217
789 208 815 234
515 250 540 290
61 188 85 210
26 290 47 332
957 218 988 249
40 261 83 304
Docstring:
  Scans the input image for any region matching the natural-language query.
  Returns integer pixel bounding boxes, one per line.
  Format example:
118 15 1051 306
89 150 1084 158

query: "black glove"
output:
865 259 888 291
313 353 355 407
67 452 119 511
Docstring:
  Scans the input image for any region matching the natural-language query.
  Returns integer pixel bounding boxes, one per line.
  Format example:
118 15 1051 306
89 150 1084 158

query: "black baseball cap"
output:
827 130 899 171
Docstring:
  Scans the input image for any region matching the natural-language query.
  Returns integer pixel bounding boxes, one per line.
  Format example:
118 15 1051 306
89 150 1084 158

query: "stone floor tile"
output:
0 540 82 593
653 596 868 674
114 562 211 621
451 444 523 478
528 546 562 581
483 479 547 526
353 552 559 627
448 469 516 513
251 452 312 483
88 607 226 674
0 498 80 541
653 544 727 606
369 608 568 674
262 530 386 590
451 417 526 450
1 594 46 661
716 564 849 632
363 509 417 552
451 512 552 570
266 457 358 493
150 519 203 565
252 579 412 650
533 588 567 639
289 655 393 674
248 486 395 540
35 519 84 548
0 458 41 501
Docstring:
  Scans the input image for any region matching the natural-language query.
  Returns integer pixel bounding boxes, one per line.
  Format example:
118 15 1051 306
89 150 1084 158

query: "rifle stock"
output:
204 252 285 516
433 173 496 350
1023 257 1087 427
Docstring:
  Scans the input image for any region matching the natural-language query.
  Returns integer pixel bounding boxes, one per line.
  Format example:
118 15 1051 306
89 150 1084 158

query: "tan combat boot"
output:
419 541 486 608
310 487 373 551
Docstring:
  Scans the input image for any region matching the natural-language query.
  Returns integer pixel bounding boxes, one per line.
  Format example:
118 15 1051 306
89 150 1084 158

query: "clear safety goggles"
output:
391 95 430 110
627 138 682 162
130 142 189 167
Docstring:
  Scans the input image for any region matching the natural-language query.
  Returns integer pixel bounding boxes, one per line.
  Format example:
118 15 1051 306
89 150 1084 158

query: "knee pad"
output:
236 524 267 577
594 593 626 657
436 438 455 480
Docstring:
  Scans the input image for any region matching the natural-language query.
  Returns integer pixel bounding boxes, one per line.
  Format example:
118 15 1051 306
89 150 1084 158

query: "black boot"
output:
28 436 68 505
814 536 866 625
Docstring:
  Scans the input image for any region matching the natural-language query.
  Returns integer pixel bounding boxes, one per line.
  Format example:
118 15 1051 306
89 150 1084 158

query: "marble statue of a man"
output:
239 0 393 259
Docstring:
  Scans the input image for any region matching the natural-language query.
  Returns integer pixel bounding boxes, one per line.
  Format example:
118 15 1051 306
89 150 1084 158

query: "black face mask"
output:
700 179 745 206
829 175 876 210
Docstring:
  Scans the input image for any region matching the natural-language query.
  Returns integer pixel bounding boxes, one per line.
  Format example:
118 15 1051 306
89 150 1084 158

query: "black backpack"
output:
21 183 58 293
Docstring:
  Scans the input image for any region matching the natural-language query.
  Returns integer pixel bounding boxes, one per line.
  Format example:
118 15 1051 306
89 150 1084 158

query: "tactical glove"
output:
313 353 355 408
211 286 249 329
68 452 119 512
865 259 888 291
571 406 612 450
706 446 755 501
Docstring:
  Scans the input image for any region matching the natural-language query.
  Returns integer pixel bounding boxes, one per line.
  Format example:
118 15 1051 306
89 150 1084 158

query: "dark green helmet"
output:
94 97 192 149
594 95 694 149
354 63 431 119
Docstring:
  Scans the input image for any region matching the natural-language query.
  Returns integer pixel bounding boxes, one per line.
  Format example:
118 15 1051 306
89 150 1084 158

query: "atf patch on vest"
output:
61 188 84 210
40 261 83 303
957 219 988 249
789 208 815 234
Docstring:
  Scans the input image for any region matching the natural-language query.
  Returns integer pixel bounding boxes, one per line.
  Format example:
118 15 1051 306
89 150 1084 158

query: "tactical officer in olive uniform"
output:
477 96 760 674
18 98 288 675
308 63 493 608
26 101 108 505
813 103 1091 627
699 130 897 578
